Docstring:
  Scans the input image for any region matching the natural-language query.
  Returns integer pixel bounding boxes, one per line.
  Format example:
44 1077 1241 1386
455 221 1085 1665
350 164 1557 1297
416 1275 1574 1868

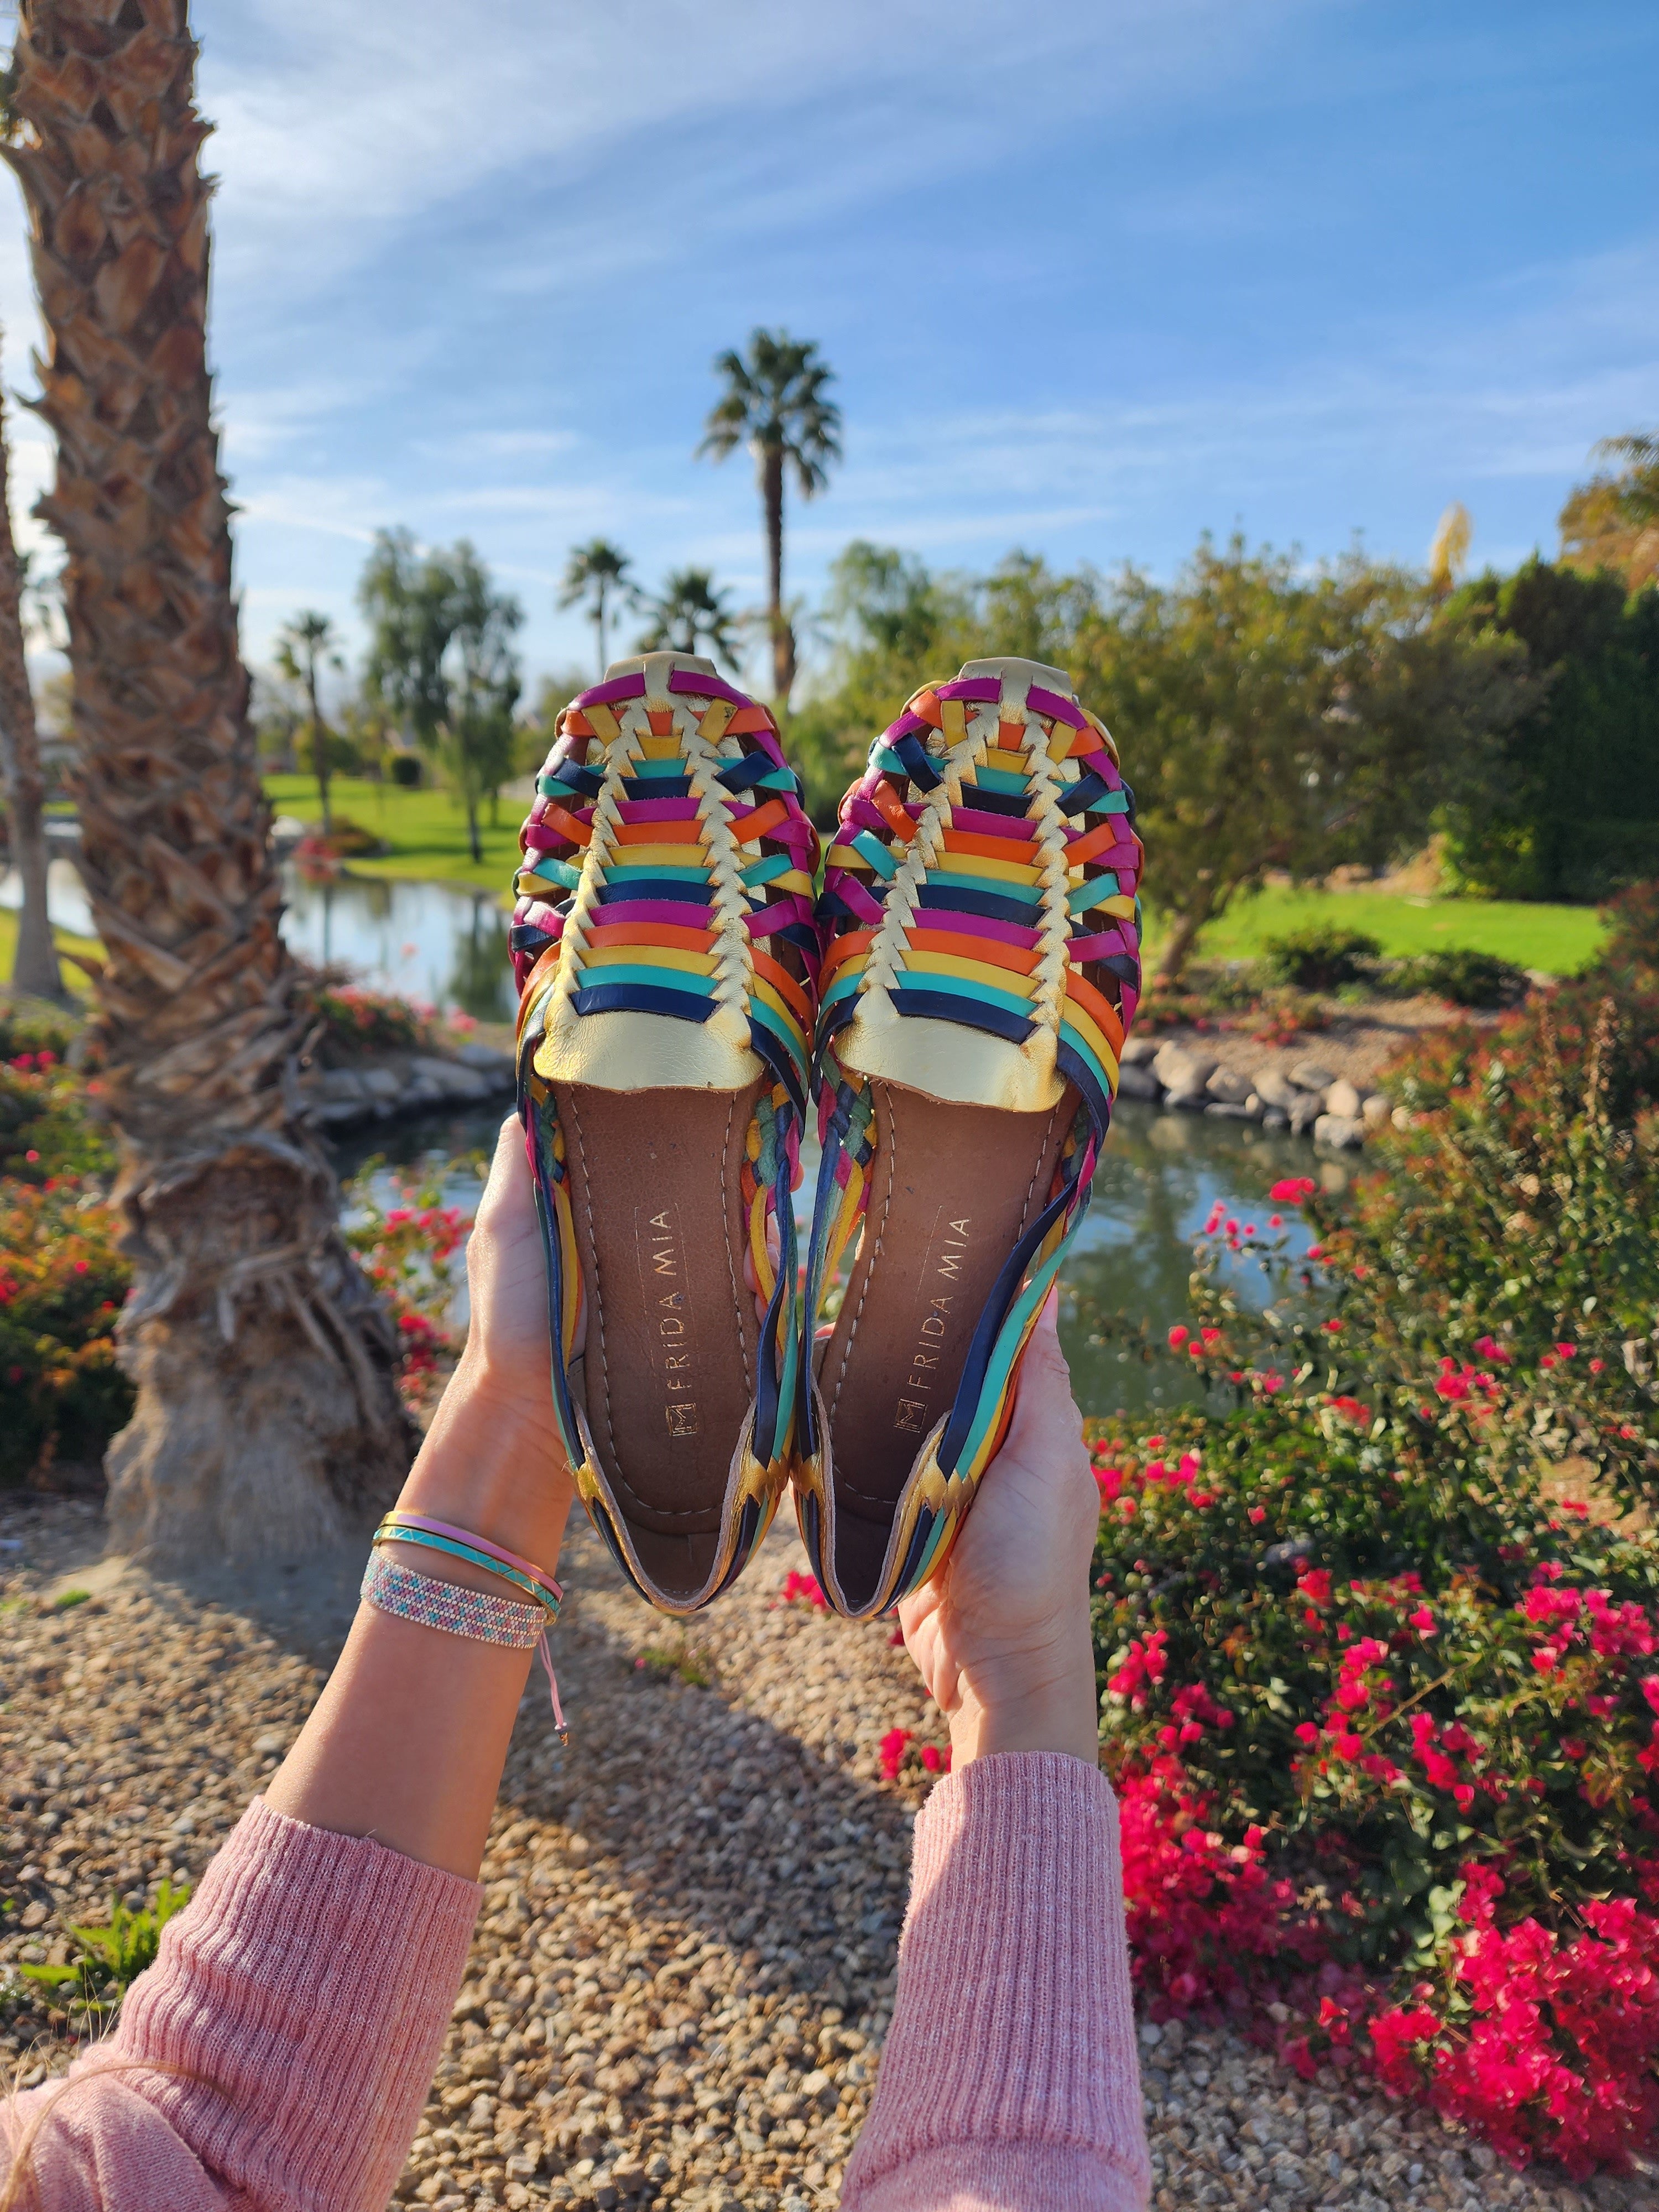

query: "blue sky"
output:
1 0 1654 696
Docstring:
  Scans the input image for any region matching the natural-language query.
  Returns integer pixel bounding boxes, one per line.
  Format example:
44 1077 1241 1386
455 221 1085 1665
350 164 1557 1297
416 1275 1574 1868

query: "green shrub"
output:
1395 947 1529 1008
0 1180 134 1483
295 973 439 1062
342 1157 480 1414
388 753 422 787
1 1044 113 1184
1599 878 1659 981
1262 925 1382 991
1084 971 1659 2170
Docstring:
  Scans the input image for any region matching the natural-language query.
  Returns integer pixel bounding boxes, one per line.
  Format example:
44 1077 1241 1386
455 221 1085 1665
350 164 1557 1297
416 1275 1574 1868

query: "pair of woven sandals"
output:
510 650 1142 1621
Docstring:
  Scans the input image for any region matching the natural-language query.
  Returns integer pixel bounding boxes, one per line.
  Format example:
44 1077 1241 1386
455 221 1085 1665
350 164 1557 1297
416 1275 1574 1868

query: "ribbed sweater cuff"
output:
106 1796 482 2212
844 1753 1150 2211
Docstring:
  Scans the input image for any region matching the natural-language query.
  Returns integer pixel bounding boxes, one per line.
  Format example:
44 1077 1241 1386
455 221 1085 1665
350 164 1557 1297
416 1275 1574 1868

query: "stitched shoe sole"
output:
511 652 819 1613
799 656 1142 1618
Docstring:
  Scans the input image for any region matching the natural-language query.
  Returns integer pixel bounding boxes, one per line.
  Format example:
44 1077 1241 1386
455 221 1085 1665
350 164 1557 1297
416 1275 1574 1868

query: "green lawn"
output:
1179 885 1608 977
264 773 520 896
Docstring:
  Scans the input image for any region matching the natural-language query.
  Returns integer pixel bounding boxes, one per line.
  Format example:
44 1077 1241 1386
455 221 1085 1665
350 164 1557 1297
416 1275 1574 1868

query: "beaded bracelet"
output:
362 1551 568 1738
372 1515 561 1616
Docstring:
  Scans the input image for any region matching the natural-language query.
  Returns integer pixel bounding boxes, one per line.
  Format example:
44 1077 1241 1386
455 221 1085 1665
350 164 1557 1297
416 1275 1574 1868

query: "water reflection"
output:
0 858 517 1024
280 871 515 1023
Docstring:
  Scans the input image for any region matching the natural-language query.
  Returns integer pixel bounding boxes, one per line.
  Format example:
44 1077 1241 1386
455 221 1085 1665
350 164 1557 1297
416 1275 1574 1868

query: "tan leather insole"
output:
556 1079 762 1601
815 1081 1072 1610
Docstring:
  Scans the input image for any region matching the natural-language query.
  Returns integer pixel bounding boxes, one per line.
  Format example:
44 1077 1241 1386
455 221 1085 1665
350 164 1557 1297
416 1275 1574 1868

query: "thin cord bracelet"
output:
361 1553 567 1739
372 1522 558 1615
377 1510 564 1605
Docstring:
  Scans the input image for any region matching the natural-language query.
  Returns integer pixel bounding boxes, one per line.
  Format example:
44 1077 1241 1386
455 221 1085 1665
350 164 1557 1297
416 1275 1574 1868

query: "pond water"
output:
2 859 520 1023
336 1097 1337 1427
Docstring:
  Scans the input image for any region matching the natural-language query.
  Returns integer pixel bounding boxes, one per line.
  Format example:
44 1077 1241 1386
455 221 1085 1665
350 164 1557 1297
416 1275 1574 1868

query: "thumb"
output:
1001 1288 1081 1459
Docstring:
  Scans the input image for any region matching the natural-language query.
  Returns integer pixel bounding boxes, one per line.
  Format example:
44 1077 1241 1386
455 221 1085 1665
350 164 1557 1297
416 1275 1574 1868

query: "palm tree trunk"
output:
0 340 66 1004
595 585 608 676
5 0 413 1560
305 650 331 837
760 444 792 704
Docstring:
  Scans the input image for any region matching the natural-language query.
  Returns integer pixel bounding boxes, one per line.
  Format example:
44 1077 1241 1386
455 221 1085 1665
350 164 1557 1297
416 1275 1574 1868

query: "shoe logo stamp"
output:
636 1204 700 1439
893 1214 969 1438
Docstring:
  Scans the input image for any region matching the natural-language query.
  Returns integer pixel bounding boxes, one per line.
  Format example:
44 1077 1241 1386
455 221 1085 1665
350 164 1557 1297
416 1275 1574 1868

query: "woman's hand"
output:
897 1293 1102 1768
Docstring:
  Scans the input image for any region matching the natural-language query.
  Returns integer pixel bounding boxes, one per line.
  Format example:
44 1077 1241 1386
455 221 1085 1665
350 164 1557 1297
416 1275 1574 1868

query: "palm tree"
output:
698 329 841 705
4 0 411 1558
274 611 342 837
1426 502 1472 599
0 326 63 1003
558 539 636 677
637 567 739 666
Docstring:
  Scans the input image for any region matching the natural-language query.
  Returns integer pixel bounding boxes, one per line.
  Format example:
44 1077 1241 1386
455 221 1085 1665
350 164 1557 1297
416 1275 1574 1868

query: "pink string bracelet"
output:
368 1516 567 1738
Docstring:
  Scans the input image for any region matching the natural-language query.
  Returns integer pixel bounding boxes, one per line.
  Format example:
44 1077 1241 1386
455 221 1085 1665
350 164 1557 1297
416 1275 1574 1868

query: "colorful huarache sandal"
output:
510 652 820 1613
797 656 1142 1618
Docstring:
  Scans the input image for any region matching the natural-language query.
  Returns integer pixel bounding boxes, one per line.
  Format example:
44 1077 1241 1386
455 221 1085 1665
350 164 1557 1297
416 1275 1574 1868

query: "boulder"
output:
1287 1091 1325 1135
1252 1066 1299 1109
1120 1036 1161 1068
1325 1077 1363 1120
1288 1060 1338 1093
1361 1092 1391 1128
1152 1045 1217 1099
1261 1105 1290 1131
1206 1101 1256 1121
316 1068 367 1104
1206 1066 1255 1105
1314 1112 1366 1150
361 1067 401 1103
453 1042 517 1084
1117 1062 1161 1102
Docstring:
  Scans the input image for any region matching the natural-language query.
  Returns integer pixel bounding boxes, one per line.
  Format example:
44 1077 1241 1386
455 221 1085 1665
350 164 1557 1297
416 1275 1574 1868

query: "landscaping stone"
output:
1120 1037 1161 1068
1117 1063 1161 1102
1324 1078 1363 1121
1152 1045 1218 1100
1250 1067 1300 1110
1314 1112 1366 1150
1287 1092 1326 1135
1206 1067 1255 1106
1362 1092 1391 1128
5 1496 1630 2212
1261 1105 1290 1131
1288 1061 1338 1093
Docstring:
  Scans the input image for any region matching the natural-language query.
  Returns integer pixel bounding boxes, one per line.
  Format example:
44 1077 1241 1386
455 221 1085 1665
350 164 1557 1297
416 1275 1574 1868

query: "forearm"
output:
844 1755 1150 2212
264 1355 573 1879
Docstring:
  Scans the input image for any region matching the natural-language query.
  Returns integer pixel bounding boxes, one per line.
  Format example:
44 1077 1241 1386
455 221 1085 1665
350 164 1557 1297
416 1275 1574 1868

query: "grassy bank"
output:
1150 883 1608 976
0 910 100 997
263 773 519 895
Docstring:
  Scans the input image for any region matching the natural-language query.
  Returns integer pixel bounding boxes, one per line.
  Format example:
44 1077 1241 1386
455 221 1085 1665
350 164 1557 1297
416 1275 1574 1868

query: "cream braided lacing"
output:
546 696 639 1027
676 693 757 1052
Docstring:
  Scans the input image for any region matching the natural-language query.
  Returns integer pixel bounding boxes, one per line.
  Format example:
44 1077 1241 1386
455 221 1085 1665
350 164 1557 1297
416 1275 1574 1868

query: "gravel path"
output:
3 1493 1655 2212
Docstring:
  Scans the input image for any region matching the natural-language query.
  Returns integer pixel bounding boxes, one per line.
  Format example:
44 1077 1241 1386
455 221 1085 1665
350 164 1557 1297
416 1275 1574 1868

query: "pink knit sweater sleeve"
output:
2 1797 481 2212
842 1752 1151 2212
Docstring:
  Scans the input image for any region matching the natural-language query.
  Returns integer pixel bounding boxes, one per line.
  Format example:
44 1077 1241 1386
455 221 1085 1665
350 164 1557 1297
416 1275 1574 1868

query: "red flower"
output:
879 1728 912 1782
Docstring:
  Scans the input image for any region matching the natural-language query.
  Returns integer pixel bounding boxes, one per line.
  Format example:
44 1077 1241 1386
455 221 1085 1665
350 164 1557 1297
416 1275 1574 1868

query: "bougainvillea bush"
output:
342 1161 480 1415
0 1178 133 1483
1089 985 1659 2176
296 973 441 1061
